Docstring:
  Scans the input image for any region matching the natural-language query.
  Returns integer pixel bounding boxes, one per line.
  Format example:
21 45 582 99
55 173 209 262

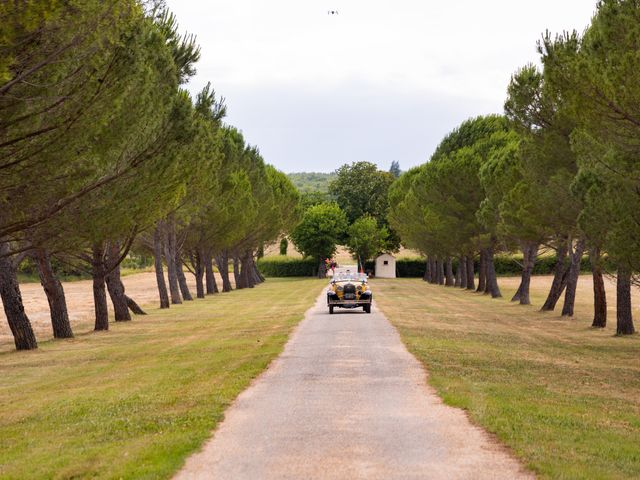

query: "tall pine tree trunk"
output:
437 258 445 285
485 246 501 298
34 248 73 339
153 222 170 308
233 253 243 286
519 243 538 305
430 258 438 284
616 266 635 335
163 218 182 304
459 256 468 289
175 251 193 301
194 249 205 299
204 250 218 294
445 257 454 286
216 251 233 292
252 259 264 284
466 255 475 290
423 259 430 282
105 244 131 322
92 243 109 331
241 251 255 288
590 246 606 328
561 239 585 317
541 242 569 311
0 241 37 350
476 250 487 293
317 257 327 279
512 242 538 304
454 257 461 287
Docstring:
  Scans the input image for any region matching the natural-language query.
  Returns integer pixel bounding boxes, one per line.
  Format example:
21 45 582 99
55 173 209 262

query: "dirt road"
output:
175 292 533 480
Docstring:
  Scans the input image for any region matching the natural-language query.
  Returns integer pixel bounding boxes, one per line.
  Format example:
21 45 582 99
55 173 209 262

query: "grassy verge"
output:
0 278 324 479
372 277 640 479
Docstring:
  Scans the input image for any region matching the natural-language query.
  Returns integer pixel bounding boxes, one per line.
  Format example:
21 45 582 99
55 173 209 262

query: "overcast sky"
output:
165 1 597 173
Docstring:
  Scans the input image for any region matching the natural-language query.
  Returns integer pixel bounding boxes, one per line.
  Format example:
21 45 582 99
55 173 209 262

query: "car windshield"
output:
333 272 367 283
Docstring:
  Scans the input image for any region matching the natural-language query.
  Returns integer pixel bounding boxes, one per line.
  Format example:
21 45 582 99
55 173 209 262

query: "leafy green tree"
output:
328 161 394 223
329 161 399 251
346 215 388 271
290 203 348 278
389 161 401 178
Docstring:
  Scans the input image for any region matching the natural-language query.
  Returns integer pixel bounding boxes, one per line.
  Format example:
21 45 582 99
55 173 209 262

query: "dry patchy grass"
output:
373 275 640 479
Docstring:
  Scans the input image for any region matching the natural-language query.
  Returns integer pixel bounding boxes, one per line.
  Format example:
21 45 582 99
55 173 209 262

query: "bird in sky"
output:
328 10 339 15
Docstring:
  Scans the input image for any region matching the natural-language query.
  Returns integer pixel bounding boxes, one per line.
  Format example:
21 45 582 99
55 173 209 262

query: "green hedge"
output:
257 256 317 277
367 254 611 278
259 254 610 278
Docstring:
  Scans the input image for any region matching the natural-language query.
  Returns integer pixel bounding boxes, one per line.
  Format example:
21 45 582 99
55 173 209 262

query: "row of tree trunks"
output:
423 259 430 282
590 246 607 328
0 241 38 350
34 248 73 338
454 259 461 287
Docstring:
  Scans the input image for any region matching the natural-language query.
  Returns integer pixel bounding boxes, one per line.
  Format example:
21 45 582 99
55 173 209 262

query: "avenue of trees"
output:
0 2 299 350
389 0 639 335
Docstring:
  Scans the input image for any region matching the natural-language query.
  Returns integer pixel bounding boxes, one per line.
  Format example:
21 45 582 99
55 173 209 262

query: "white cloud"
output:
165 0 597 172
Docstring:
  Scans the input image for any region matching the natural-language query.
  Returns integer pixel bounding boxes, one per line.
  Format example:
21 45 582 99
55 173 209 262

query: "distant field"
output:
287 172 336 193
373 275 640 479
0 278 325 479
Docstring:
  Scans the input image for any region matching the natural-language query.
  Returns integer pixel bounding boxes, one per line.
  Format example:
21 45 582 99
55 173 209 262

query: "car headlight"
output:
337 286 343 292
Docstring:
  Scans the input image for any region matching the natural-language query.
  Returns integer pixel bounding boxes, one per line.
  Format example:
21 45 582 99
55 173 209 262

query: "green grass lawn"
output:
0 278 324 479
372 277 640 480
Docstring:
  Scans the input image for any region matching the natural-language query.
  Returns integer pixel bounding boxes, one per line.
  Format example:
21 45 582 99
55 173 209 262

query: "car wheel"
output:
364 304 371 314
329 305 334 314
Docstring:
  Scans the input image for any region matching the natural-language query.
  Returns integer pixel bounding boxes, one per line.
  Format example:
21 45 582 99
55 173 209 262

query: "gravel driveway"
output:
176 290 533 479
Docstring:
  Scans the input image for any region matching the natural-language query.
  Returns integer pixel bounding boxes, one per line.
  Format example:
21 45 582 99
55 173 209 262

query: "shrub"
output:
257 256 317 277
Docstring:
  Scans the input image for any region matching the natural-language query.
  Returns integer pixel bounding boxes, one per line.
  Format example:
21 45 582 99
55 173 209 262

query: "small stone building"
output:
375 253 396 278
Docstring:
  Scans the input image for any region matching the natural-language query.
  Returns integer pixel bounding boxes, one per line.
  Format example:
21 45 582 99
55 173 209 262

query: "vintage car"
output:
327 271 372 314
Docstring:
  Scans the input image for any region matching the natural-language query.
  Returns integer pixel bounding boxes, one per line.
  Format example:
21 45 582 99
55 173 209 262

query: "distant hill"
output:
287 172 336 193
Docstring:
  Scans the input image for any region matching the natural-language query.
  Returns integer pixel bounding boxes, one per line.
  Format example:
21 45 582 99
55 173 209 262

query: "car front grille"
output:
343 283 356 294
